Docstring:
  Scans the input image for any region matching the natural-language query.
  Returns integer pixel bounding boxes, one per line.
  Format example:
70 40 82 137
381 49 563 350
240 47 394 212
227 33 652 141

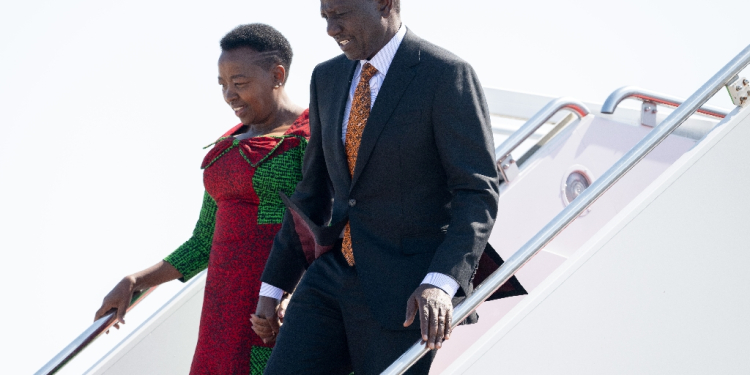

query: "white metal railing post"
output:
34 287 157 375
495 98 589 183
601 86 729 119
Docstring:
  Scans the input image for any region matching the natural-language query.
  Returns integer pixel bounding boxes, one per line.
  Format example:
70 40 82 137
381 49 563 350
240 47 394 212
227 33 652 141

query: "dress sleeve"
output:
164 191 217 282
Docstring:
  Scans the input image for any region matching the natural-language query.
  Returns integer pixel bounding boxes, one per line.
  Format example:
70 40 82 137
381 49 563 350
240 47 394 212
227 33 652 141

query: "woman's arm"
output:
163 191 218 281
94 260 182 328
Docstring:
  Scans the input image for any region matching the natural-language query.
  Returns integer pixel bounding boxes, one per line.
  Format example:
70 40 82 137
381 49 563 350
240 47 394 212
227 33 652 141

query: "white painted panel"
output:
447 107 750 374
432 116 695 373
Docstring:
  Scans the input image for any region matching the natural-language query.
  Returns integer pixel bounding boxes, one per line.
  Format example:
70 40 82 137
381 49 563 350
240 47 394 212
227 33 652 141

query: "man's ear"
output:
377 0 395 15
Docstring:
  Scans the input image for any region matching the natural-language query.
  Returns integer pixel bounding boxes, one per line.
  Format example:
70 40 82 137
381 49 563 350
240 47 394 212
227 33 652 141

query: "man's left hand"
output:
403 284 453 350
251 293 291 344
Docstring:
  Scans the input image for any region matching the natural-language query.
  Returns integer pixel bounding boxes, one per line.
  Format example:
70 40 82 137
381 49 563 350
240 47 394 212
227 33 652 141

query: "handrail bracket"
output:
727 76 750 108
641 100 658 127
497 154 520 183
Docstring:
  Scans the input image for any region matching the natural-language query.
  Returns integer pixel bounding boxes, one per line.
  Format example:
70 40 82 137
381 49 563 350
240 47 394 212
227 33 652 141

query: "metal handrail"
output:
494 97 590 161
494 98 589 182
35 287 157 375
601 86 729 118
382 44 750 375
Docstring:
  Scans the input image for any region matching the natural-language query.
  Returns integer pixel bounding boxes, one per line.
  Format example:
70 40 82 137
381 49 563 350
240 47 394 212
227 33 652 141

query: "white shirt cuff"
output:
421 272 459 298
259 282 285 300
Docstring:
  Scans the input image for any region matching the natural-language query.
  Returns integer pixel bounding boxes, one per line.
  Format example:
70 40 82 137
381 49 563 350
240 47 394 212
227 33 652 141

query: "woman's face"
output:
218 47 280 125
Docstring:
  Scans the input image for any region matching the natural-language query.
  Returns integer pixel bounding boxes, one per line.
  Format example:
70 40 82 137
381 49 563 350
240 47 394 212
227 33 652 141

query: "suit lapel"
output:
350 31 421 189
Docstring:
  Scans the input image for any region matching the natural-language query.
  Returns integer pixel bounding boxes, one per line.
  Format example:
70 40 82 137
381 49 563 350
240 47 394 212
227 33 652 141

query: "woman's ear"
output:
272 64 287 87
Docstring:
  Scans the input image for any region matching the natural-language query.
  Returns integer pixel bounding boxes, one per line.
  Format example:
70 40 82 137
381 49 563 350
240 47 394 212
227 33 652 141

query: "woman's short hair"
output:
220 24 293 80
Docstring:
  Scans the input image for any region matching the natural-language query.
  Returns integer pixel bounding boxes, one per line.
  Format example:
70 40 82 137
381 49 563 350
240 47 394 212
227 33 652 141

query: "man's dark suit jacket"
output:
261 29 504 330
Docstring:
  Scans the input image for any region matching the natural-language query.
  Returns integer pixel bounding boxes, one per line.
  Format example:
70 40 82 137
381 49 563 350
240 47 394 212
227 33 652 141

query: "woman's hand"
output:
277 292 291 323
251 292 292 344
94 276 137 333
93 261 182 333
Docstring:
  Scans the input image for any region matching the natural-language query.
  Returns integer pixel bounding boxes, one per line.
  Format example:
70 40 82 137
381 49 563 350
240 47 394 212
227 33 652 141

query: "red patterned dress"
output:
164 110 309 375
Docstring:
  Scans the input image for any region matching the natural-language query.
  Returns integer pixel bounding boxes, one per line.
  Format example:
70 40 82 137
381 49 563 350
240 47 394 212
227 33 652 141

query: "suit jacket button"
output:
348 199 357 207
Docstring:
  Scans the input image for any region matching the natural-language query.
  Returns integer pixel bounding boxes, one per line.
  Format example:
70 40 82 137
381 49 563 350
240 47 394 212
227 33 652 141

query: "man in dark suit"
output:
253 0 507 373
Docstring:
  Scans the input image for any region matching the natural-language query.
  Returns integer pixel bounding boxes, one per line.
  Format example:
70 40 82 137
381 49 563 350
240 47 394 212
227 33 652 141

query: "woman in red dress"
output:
94 24 308 374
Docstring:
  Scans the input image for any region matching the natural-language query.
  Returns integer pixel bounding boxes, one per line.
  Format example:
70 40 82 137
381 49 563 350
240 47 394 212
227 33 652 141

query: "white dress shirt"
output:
260 25 459 301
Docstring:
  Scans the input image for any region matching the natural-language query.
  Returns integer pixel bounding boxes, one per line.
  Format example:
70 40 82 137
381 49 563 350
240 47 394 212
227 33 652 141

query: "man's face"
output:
320 0 389 61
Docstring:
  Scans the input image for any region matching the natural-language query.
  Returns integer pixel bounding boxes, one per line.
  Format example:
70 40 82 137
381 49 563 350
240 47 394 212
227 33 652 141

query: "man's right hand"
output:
403 284 454 350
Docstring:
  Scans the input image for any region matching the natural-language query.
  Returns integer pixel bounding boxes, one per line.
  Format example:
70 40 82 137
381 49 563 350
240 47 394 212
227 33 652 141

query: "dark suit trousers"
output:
264 248 436 375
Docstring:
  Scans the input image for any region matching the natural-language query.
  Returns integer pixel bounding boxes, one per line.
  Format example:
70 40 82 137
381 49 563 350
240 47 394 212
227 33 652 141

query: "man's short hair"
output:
220 24 293 79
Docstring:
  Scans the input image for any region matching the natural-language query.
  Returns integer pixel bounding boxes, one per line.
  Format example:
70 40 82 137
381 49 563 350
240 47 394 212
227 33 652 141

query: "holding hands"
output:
251 293 292 344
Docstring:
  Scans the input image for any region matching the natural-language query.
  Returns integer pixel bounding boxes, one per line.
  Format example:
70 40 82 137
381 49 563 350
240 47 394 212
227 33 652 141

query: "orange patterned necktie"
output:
341 62 378 266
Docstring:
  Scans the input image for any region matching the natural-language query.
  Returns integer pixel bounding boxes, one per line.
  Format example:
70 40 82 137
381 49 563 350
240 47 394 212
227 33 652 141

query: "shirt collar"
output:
359 24 406 77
